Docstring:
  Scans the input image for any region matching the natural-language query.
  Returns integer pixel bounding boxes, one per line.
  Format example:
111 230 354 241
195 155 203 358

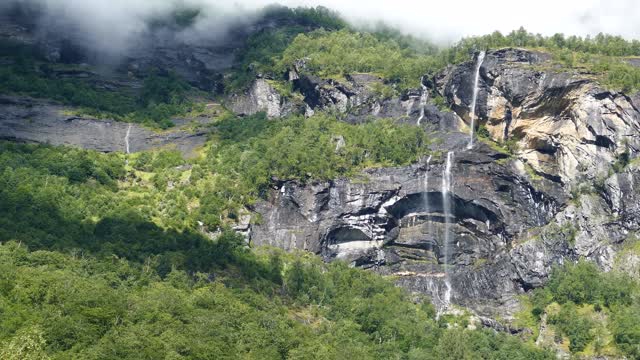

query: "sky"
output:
4 0 640 54
240 0 640 43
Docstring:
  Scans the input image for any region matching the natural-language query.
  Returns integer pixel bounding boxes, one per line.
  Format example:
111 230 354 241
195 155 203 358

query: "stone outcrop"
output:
436 48 640 188
252 138 568 314
229 71 465 131
252 144 640 317
0 96 208 156
292 72 411 122
227 79 301 119
313 74 462 130
251 48 640 319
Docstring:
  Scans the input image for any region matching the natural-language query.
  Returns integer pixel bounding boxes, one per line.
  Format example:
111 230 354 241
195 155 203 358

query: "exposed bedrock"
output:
0 96 208 156
251 139 569 315
227 70 465 132
252 48 640 317
227 78 304 119
436 47 640 188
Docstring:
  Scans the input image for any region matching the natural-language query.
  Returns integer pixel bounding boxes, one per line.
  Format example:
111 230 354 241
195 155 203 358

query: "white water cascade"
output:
423 155 432 234
441 151 455 308
416 76 429 126
125 124 132 154
467 51 486 149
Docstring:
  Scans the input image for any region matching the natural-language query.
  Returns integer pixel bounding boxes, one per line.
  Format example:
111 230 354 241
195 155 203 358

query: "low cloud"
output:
4 0 260 56
276 0 640 43
3 0 639 56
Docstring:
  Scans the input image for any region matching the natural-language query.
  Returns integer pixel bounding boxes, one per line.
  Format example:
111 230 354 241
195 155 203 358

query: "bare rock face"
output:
436 48 640 188
228 68 465 132
0 96 207 156
252 141 640 317
227 79 298 119
252 139 568 314
294 72 465 130
293 73 389 117
252 49 640 318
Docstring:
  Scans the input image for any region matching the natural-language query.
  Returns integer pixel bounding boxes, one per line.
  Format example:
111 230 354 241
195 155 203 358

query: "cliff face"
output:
226 60 464 130
0 96 208 157
251 49 640 317
437 48 640 187
1 9 638 323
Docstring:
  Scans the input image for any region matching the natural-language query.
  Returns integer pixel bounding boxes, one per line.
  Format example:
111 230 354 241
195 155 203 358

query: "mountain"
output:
0 2 639 359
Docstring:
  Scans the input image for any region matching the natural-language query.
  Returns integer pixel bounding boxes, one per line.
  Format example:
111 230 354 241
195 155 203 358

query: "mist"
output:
277 0 640 43
2 1 264 57
3 0 640 57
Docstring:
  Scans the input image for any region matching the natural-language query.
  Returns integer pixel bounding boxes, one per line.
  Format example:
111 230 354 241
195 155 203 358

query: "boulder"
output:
227 79 288 119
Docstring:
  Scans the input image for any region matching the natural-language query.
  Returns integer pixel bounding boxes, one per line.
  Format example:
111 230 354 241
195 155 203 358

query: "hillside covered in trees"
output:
1 2 640 359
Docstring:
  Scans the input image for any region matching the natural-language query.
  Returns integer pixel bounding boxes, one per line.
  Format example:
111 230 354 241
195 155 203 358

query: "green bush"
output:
611 306 640 359
275 29 442 92
548 303 594 353
543 260 634 308
531 260 640 355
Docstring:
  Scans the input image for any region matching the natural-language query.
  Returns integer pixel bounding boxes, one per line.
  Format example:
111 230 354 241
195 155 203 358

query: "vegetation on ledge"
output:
522 261 640 358
0 41 201 129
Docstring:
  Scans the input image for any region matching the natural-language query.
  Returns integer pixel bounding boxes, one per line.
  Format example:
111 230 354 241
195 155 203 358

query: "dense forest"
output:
1 3 640 359
0 240 558 359
0 139 553 358
2 139 638 358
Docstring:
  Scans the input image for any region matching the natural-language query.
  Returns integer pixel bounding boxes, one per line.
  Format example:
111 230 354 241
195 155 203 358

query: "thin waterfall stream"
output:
416 76 429 125
423 155 432 236
467 51 486 149
125 124 132 154
441 151 454 309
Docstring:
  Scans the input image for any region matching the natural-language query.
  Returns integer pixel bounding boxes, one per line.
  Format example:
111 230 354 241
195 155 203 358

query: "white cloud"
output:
7 0 640 53
259 0 640 43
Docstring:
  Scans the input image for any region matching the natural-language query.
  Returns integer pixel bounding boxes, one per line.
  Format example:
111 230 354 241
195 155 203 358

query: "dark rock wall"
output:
0 96 207 156
251 48 640 317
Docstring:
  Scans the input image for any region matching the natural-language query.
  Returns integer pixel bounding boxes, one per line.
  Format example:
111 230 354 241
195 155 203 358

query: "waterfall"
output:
441 151 455 308
467 51 486 149
423 155 432 234
416 76 429 125
125 124 132 154
423 156 432 194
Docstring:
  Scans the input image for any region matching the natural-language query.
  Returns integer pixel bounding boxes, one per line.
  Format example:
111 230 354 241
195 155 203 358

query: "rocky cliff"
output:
251 48 640 319
1 7 639 326
0 96 209 156
226 61 463 130
437 48 640 187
